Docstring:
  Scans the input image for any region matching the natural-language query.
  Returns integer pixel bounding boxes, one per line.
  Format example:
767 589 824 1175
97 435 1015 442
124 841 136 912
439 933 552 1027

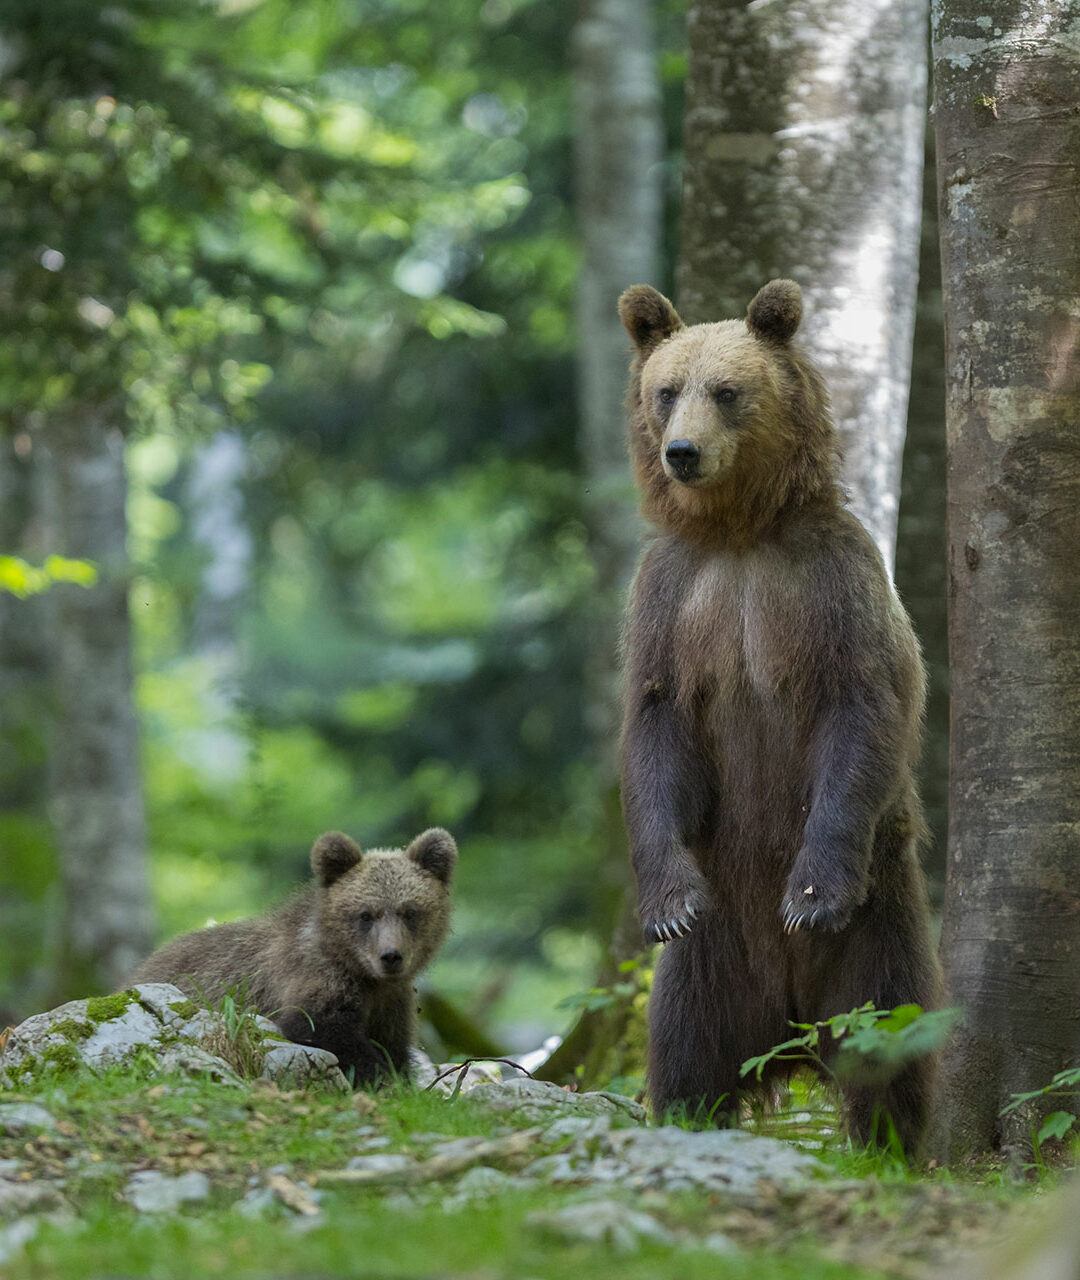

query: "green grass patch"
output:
11 1193 885 1280
0 1063 1031 1280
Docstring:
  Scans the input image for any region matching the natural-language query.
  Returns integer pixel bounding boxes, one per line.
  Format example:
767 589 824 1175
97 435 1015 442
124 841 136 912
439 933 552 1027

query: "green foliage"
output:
200 987 272 1078
741 1003 958 1088
556 956 648 1015
0 555 98 597
1002 1065 1080 1148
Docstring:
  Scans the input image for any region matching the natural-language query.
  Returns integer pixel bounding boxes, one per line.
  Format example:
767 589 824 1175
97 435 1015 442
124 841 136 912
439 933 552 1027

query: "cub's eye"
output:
715 386 737 404
657 387 677 405
402 907 422 929
357 910 375 927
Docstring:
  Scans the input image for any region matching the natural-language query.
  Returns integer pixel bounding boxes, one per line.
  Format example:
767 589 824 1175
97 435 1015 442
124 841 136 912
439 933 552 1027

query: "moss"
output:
37 1042 82 1075
51 1017 94 1042
85 991 137 1024
168 1000 198 1021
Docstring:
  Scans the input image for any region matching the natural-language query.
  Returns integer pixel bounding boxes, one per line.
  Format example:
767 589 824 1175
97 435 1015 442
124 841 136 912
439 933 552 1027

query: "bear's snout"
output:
664 438 702 482
379 948 404 975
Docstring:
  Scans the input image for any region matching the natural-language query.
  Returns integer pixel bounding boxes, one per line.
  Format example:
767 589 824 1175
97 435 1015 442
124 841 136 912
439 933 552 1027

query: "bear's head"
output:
618 280 838 546
310 828 457 981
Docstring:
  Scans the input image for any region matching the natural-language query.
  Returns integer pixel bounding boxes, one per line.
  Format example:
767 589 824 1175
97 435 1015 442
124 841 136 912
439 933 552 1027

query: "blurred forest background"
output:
0 0 946 1053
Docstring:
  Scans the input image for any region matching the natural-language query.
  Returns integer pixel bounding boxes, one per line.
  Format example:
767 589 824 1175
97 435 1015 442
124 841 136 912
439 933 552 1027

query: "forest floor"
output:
0 1065 1047 1280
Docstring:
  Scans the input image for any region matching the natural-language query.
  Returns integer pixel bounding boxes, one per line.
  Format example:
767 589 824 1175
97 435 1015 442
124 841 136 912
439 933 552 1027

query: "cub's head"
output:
618 280 835 544
311 828 457 981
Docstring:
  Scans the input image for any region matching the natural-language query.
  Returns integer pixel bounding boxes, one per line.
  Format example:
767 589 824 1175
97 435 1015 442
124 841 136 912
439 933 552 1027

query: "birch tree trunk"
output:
40 415 154 996
677 0 929 570
932 0 1080 1162
575 0 662 752
538 0 662 1084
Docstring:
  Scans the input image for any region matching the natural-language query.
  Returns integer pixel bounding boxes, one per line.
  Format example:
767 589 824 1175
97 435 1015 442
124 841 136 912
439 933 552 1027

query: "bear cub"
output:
128 828 457 1085
617 279 943 1150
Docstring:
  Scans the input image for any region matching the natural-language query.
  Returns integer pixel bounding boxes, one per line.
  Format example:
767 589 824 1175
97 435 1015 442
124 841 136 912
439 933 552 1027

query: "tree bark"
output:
39 416 154 997
573 0 662 945
677 0 929 570
932 0 1080 1161
541 0 663 1086
575 0 662 752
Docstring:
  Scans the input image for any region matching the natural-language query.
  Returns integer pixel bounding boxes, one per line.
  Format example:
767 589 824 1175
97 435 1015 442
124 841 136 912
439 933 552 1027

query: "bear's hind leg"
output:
648 915 781 1125
804 857 943 1155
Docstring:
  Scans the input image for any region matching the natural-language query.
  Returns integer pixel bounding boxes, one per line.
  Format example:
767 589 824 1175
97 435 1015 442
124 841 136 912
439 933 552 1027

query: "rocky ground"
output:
0 986 1027 1279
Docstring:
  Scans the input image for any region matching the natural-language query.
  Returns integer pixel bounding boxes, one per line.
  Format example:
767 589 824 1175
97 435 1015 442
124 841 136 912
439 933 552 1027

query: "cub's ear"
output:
311 831 363 887
618 285 684 356
406 828 458 885
746 279 802 344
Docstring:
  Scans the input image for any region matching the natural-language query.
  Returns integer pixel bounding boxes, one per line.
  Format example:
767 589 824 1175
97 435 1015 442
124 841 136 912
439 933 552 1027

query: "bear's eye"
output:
657 387 677 406
357 910 375 927
715 386 737 404
401 906 422 929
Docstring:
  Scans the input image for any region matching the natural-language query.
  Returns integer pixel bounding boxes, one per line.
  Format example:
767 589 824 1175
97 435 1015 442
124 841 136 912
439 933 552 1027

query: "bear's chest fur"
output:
673 546 810 710
672 545 816 860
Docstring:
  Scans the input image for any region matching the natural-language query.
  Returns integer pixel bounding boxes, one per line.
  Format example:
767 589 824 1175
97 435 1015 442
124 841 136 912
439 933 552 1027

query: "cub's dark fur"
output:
128 828 457 1085
617 280 942 1149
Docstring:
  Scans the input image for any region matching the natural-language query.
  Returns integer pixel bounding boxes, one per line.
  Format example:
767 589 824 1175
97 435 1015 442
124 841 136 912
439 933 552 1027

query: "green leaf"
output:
1037 1112 1076 1144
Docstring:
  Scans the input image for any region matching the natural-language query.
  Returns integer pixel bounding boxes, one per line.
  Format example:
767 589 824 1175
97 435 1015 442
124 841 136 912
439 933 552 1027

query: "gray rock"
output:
0 1218 40 1266
698 1231 741 1256
467 1077 646 1122
158 1046 242 1084
0 985 341 1091
525 1124 823 1197
260 1042 349 1092
528 1200 675 1252
125 1170 212 1213
412 1056 504 1094
0 1179 70 1220
542 1115 613 1144
453 1166 522 1197
344 1153 418 1176
80 1004 165 1067
235 1185 277 1218
0 1104 57 1136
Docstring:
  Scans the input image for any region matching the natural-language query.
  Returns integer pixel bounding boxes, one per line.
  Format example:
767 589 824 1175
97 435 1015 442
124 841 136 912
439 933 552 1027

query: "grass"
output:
0 1062 1047 1280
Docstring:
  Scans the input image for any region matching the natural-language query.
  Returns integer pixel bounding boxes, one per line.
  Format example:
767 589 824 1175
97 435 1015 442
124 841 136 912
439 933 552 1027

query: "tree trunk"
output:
677 0 929 570
0 432 54 1019
39 415 154 997
932 0 1080 1162
573 0 662 951
541 0 662 1085
575 0 662 754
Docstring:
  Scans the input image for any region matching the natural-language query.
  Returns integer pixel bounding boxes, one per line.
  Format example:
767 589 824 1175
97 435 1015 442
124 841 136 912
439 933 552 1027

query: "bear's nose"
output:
665 439 702 480
380 949 404 975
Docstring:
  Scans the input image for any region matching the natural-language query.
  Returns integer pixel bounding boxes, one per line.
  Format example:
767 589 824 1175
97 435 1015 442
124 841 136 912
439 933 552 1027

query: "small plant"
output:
197 983 273 1078
1001 1065 1080 1148
741 1002 957 1089
554 956 645 1015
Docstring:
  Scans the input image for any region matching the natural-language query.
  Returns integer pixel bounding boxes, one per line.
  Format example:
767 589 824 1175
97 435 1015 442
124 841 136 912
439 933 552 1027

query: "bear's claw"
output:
648 902 698 945
780 892 850 934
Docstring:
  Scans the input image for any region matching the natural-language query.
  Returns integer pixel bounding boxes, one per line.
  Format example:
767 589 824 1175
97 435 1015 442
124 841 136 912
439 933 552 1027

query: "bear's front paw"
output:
780 845 868 935
640 855 710 945
780 885 852 935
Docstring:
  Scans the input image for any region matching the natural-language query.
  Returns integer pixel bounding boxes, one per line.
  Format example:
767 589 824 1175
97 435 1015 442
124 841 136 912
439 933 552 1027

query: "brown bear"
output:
128 828 457 1086
617 279 942 1149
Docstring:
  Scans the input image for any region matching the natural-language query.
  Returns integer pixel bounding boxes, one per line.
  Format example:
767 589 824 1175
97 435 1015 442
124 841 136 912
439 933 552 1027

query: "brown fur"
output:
617 281 943 1150
127 829 457 1086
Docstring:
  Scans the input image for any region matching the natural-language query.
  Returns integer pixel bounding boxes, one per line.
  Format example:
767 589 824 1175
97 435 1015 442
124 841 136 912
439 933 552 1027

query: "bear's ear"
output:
311 831 363 887
618 285 684 356
746 279 802 344
406 828 458 885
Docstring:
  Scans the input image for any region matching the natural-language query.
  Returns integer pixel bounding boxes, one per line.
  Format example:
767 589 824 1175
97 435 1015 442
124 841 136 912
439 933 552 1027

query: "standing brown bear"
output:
617 279 942 1149
128 828 457 1086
